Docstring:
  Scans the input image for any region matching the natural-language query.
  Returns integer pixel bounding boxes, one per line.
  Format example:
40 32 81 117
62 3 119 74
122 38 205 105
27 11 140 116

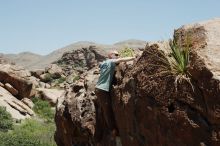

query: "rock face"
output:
111 18 220 146
175 18 220 126
55 46 107 76
46 64 64 79
54 80 96 146
54 47 106 146
54 18 220 146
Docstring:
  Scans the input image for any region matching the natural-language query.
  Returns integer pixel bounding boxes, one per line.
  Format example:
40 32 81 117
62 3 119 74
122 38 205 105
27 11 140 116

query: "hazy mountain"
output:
1 52 42 67
1 39 147 70
114 39 147 49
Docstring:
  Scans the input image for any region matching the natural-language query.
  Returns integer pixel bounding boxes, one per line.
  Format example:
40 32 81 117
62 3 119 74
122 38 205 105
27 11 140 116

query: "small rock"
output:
31 69 45 78
21 98 34 109
45 83 51 88
0 82 4 87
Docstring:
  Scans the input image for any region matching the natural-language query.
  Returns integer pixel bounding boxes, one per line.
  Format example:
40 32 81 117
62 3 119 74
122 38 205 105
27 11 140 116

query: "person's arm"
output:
112 57 135 63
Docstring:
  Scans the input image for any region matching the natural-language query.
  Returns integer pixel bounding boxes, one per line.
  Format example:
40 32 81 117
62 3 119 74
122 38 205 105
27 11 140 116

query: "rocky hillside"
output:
0 57 65 121
54 18 220 146
2 40 146 70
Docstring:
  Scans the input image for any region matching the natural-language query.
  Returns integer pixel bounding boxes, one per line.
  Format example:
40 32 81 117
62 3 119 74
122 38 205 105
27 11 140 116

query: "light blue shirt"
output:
96 59 116 92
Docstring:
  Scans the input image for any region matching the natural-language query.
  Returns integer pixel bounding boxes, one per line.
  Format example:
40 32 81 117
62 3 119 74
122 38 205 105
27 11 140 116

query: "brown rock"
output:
54 77 96 146
4 83 18 96
47 64 63 79
0 82 4 87
54 46 107 77
174 18 220 124
36 88 65 106
39 73 53 82
30 69 45 78
28 76 40 88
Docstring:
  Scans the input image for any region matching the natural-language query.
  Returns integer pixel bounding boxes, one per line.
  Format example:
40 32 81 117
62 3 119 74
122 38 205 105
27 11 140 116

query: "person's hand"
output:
135 53 139 58
134 52 142 62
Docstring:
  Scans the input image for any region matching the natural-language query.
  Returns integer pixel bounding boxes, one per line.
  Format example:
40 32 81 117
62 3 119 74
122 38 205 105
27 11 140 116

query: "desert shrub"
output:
32 97 55 122
0 119 56 146
52 76 66 87
73 75 80 82
44 73 53 82
0 106 13 132
119 47 134 57
74 60 85 68
78 60 85 67
56 60 64 65
144 38 192 91
57 76 66 84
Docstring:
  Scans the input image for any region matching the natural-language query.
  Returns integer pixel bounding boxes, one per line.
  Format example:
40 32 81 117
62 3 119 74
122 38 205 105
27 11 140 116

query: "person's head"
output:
108 50 119 59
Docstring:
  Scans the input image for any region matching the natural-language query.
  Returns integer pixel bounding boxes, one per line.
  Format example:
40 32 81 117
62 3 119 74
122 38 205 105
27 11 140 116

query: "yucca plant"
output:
169 39 189 75
168 38 193 91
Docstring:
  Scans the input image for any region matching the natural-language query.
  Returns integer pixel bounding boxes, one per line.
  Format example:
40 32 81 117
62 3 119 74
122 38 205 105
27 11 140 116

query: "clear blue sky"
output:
0 0 220 55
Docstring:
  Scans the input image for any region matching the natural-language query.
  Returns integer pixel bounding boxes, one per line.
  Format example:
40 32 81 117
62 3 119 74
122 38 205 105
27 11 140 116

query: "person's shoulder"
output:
100 59 113 66
104 59 114 64
108 59 117 63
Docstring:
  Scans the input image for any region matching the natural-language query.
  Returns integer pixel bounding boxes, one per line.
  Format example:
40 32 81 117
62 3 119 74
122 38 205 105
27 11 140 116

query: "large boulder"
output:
54 81 96 146
174 18 220 124
36 88 65 106
46 64 64 79
110 18 220 146
54 46 111 146
55 68 98 146
0 64 33 99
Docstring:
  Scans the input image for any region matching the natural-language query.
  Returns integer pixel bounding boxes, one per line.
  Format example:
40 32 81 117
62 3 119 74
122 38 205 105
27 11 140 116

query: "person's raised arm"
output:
112 56 135 63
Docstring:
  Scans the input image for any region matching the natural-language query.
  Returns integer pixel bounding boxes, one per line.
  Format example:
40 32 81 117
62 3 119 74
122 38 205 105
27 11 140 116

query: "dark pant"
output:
95 88 116 131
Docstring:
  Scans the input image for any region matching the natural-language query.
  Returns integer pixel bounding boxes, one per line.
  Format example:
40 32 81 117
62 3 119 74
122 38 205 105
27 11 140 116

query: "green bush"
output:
57 76 66 84
0 119 56 146
74 60 85 68
0 106 13 132
44 73 53 83
119 47 134 57
73 75 80 82
51 76 66 87
32 97 55 122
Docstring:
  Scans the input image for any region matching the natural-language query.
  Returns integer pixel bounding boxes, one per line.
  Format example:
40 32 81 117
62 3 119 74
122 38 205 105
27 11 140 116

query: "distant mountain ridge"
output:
1 39 147 70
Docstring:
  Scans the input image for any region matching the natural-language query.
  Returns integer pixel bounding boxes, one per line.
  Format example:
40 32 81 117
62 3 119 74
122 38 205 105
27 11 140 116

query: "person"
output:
95 50 135 140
